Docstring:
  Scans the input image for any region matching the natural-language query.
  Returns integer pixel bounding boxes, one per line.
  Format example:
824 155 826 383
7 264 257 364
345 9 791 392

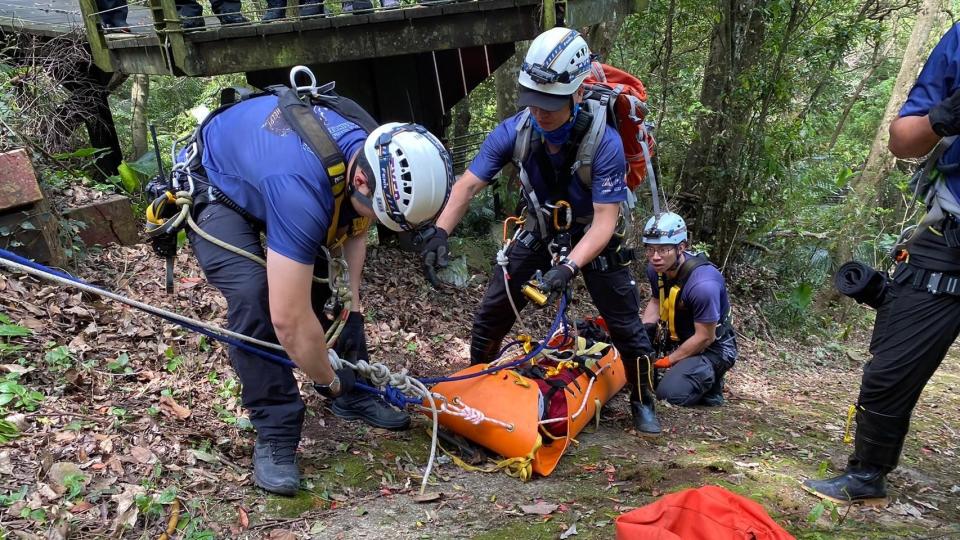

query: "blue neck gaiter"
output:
531 104 580 146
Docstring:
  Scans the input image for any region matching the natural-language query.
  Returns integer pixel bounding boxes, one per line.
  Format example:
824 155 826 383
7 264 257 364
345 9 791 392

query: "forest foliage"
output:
2 0 959 334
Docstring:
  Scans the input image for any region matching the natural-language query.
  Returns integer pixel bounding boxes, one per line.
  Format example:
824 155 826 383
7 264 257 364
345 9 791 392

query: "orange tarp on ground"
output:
615 486 795 540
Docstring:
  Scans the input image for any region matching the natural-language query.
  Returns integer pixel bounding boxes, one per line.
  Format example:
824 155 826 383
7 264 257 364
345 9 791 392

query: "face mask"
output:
531 103 580 145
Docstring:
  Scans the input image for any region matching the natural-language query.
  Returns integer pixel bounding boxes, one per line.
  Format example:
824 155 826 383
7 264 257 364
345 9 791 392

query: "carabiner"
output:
548 200 572 232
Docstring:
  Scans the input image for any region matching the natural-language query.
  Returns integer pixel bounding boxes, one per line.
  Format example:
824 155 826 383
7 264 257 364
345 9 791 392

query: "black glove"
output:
929 89 960 137
314 367 356 399
335 311 369 361
541 260 577 302
419 226 449 288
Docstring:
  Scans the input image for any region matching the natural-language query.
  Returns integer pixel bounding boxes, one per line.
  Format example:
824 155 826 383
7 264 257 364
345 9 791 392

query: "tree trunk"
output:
675 0 769 259
826 40 884 154
494 45 526 122
654 0 676 135
130 74 149 160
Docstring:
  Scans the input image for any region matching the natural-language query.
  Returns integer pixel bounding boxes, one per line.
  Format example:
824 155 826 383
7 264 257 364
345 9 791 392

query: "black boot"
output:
331 388 411 431
218 13 249 24
210 0 248 23
252 438 300 496
631 385 661 435
802 465 887 505
699 376 724 407
261 0 286 21
803 405 905 505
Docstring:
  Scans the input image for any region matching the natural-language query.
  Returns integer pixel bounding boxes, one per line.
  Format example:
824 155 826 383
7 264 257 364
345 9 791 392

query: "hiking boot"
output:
252 438 300 496
180 16 205 29
802 466 887 505
331 389 411 431
699 377 725 407
218 13 249 24
630 400 661 435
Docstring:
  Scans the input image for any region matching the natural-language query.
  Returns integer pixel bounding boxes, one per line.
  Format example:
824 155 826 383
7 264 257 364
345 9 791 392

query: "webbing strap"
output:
657 255 712 342
274 88 348 248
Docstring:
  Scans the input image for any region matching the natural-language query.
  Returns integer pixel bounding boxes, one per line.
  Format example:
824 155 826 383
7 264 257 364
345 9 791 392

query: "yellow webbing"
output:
439 435 542 482
324 162 347 247
657 273 681 342
843 404 857 444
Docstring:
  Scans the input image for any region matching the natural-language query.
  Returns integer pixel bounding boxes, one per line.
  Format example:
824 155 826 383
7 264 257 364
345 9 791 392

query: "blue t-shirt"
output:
899 22 960 202
468 111 628 226
198 94 368 264
647 256 730 344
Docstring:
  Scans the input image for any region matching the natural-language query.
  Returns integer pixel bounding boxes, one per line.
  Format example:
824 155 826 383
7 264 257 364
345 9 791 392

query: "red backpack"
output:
583 62 657 191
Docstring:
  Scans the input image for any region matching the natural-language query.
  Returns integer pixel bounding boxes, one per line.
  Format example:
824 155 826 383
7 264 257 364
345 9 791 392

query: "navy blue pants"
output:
189 202 338 442
96 0 128 28
470 240 654 400
655 349 727 405
263 0 324 19
175 0 244 22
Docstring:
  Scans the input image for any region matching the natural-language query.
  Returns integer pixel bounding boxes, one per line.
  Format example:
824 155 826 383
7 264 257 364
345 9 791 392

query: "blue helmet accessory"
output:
642 212 688 245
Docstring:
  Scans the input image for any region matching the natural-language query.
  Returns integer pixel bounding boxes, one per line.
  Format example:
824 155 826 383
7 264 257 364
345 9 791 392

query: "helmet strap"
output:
666 247 684 273
347 151 377 210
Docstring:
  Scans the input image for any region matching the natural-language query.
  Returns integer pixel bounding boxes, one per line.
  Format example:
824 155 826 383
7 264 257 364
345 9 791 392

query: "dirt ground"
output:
0 241 959 539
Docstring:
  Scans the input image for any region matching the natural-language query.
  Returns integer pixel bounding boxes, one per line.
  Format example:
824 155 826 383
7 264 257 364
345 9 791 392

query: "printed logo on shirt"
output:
597 174 627 196
313 106 361 141
263 107 295 136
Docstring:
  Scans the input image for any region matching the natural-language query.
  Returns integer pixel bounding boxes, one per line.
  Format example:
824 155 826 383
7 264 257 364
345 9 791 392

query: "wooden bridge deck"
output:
0 0 634 76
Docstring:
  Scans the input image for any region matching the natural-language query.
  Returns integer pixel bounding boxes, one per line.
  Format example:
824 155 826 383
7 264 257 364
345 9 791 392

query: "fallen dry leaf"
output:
411 491 442 503
111 484 145 531
69 501 94 513
519 502 559 515
266 529 297 540
238 506 249 530
159 395 191 419
129 446 155 464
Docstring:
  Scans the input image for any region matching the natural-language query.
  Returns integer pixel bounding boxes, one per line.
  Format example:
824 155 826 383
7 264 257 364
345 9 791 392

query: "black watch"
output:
315 374 342 398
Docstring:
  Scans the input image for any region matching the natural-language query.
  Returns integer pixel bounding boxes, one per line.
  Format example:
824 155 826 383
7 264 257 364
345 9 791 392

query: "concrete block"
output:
63 195 140 247
0 149 44 212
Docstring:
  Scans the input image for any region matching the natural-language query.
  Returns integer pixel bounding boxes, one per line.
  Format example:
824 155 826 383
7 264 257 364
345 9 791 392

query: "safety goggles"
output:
643 245 679 257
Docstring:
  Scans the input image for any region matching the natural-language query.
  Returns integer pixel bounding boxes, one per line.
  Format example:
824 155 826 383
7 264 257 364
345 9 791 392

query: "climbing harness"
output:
893 135 960 259
143 65 388 343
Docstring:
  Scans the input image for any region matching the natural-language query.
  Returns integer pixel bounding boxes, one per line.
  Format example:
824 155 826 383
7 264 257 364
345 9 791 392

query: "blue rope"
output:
417 295 569 385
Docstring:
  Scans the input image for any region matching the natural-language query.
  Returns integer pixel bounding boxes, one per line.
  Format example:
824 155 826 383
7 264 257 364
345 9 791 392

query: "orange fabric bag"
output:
615 486 795 540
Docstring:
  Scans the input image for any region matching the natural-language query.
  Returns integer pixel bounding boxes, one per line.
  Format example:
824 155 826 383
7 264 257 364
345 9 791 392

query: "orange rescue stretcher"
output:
424 333 626 479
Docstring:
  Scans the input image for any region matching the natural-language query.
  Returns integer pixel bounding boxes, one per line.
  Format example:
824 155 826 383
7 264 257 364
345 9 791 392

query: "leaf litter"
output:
0 241 957 538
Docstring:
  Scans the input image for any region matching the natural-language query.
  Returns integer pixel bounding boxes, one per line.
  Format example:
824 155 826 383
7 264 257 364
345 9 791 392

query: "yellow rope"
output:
843 404 857 444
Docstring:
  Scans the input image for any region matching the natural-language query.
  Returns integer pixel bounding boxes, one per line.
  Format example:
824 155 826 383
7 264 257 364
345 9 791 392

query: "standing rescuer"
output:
804 23 960 505
419 27 661 435
640 212 737 407
172 81 452 496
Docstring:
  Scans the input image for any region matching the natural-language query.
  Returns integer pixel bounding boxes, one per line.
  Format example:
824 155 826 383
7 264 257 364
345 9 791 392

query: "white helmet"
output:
643 212 688 245
362 122 453 232
518 27 592 110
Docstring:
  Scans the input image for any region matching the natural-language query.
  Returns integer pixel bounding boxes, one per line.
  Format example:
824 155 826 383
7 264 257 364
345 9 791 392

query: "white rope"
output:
497 244 524 324
439 397 513 430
